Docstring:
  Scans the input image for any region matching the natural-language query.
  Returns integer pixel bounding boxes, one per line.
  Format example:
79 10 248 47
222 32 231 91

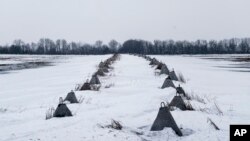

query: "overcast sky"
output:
0 0 250 44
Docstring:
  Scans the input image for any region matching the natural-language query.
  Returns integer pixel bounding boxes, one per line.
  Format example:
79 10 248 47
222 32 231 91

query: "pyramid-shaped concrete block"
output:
176 85 186 97
151 102 183 136
80 82 91 90
90 75 101 85
169 96 187 110
53 104 73 117
160 64 170 75
169 70 178 81
161 77 176 89
156 63 164 70
149 58 159 66
64 91 78 103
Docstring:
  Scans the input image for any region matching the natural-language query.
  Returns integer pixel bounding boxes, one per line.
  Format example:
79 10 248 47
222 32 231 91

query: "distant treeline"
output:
0 38 250 55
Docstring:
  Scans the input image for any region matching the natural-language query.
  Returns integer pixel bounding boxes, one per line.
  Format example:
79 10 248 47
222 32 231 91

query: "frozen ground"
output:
0 55 64 73
0 54 250 141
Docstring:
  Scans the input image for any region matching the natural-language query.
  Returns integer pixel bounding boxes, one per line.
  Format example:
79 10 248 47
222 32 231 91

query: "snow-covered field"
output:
0 54 250 141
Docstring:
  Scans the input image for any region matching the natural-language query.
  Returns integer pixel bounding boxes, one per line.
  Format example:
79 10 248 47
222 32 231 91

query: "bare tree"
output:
108 39 119 53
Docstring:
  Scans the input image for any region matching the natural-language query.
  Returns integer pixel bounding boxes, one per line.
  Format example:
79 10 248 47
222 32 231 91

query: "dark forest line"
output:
0 38 250 55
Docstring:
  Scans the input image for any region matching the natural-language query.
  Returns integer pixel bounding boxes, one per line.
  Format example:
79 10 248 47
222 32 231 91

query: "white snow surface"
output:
0 54 250 141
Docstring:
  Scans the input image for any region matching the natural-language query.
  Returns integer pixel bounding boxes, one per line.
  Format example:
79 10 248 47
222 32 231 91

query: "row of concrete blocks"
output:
51 54 120 118
134 54 194 136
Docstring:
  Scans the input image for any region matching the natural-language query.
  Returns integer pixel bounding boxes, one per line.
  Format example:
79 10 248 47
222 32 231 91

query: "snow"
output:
0 54 250 141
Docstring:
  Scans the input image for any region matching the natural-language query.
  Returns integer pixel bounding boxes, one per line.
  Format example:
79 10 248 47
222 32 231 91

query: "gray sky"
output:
0 0 250 44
